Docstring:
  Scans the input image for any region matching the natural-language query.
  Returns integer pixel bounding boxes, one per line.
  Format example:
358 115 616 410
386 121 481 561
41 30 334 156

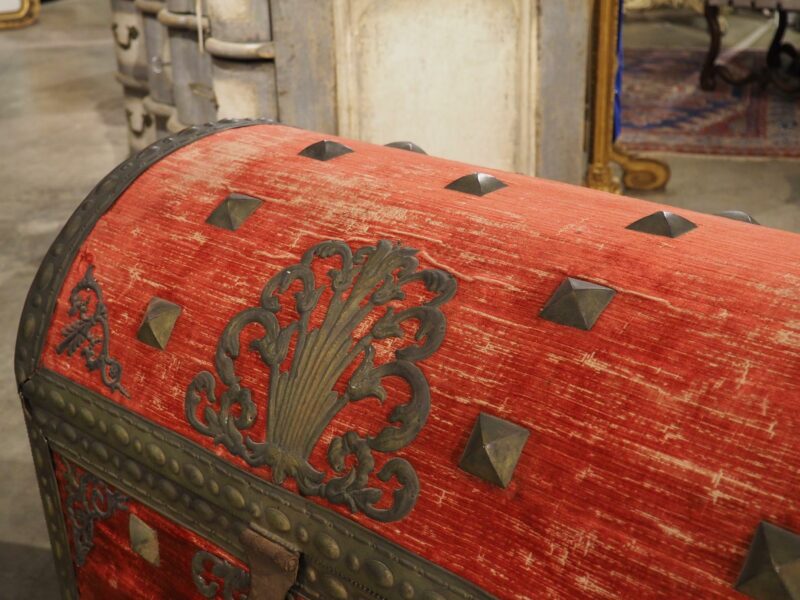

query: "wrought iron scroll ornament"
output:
192 551 250 600
57 265 129 397
186 239 456 522
65 462 128 567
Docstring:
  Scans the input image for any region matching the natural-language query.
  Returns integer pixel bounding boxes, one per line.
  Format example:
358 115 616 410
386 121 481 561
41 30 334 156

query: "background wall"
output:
333 0 591 182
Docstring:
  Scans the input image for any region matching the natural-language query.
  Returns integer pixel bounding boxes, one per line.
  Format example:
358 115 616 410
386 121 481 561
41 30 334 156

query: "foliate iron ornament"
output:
539 277 616 331
735 521 800 600
459 413 530 488
192 550 250 600
445 173 507 197
625 210 697 238
206 193 264 231
136 297 182 350
56 265 129 397
65 462 128 567
186 239 457 522
298 139 353 161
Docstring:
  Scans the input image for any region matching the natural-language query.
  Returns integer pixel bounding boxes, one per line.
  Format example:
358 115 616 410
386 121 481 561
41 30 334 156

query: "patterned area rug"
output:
617 48 800 157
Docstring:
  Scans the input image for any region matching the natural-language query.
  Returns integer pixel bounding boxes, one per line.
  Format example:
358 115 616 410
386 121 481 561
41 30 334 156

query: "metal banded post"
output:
111 0 155 153
204 0 278 121
156 7 209 31
204 37 275 61
133 0 176 138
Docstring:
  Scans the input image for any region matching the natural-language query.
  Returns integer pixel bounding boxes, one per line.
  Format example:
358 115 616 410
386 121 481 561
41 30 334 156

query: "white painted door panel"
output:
334 0 537 173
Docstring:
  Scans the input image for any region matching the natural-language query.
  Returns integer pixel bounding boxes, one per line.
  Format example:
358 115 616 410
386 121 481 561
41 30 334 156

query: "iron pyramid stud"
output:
625 210 697 238
129 514 160 566
735 522 800 599
206 193 263 231
298 139 353 161
716 210 760 225
540 277 616 331
445 172 507 196
136 297 182 350
385 141 427 154
459 413 530 488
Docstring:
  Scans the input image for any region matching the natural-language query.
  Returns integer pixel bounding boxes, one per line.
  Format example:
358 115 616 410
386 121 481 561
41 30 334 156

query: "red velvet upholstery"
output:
40 124 800 598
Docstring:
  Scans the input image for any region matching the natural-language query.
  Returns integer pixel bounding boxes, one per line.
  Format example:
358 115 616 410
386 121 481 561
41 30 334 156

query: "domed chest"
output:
16 120 800 600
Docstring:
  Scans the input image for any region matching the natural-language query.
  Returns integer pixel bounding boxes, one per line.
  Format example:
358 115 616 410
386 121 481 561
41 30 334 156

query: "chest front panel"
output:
52 453 255 600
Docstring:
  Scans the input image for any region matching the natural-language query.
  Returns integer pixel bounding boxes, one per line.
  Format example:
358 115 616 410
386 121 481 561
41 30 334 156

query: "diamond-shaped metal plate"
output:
445 173 507 197
539 277 616 331
716 210 759 225
206 193 263 231
136 298 182 350
459 413 529 488
626 211 697 238
129 514 160 566
298 140 353 161
385 141 427 154
736 522 800 599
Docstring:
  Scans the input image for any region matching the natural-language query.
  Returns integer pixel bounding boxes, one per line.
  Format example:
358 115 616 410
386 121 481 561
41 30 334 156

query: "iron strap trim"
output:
24 370 496 600
22 407 79 600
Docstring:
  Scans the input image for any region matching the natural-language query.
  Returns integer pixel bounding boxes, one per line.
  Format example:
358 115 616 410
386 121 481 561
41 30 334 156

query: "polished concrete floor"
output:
0 3 798 599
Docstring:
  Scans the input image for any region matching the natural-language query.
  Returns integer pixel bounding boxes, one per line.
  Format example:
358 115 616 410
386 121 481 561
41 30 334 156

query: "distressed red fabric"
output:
40 124 800 598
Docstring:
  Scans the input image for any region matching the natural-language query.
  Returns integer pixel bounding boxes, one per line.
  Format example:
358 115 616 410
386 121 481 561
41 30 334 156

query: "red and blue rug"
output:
617 48 800 157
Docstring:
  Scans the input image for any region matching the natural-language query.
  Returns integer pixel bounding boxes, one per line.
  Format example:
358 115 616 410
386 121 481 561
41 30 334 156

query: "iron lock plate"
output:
240 526 299 600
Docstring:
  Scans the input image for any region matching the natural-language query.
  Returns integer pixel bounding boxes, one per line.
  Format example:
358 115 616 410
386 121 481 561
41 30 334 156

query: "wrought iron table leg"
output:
702 3 765 90
765 10 800 94
767 9 788 68
703 6 798 93
701 4 721 90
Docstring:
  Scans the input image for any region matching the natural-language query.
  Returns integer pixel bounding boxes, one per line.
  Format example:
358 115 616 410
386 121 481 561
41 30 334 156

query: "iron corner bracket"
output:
21 397 80 600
